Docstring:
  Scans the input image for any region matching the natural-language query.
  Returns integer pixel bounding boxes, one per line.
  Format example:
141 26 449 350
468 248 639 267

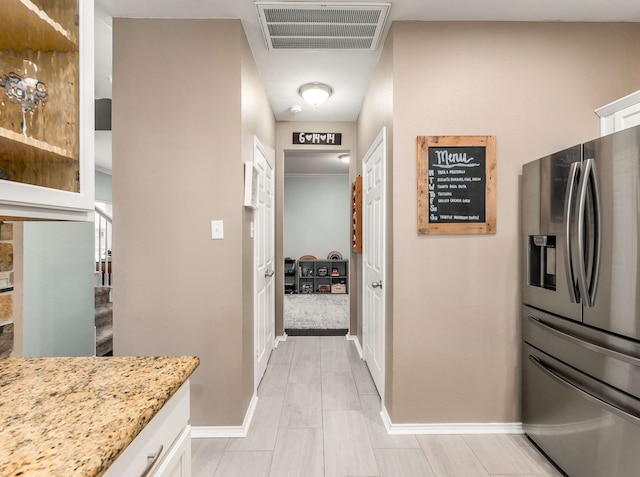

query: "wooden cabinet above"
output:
0 0 93 221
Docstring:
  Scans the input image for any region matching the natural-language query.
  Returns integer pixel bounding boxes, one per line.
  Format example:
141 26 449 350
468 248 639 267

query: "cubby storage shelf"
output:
284 258 297 294
298 259 348 294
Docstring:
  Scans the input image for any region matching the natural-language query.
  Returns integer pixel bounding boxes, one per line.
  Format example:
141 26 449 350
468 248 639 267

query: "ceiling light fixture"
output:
339 154 350 163
299 82 332 106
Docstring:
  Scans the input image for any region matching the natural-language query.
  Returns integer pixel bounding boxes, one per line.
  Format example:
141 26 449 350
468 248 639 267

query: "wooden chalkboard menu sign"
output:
417 135 496 234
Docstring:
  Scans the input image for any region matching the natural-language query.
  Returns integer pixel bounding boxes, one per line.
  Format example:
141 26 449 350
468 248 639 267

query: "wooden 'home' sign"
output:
417 135 496 235
293 132 342 145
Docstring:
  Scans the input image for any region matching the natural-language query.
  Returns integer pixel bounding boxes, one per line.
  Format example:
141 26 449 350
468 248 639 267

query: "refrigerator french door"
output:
521 145 582 321
521 125 640 477
581 129 640 339
523 126 640 338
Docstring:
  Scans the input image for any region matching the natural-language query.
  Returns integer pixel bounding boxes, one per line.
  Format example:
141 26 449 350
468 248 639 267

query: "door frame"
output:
279 148 353 335
254 136 276 391
362 127 387 400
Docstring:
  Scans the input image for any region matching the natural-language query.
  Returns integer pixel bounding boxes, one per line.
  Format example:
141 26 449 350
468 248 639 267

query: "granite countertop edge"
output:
0 355 200 477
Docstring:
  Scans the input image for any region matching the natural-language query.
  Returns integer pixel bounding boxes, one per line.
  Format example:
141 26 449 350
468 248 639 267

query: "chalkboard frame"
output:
417 135 496 235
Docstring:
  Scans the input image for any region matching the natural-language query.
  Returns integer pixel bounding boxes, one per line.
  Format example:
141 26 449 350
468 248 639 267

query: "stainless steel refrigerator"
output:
521 125 640 477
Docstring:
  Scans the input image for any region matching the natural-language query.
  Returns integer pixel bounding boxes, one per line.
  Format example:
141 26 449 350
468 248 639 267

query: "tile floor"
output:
191 336 564 477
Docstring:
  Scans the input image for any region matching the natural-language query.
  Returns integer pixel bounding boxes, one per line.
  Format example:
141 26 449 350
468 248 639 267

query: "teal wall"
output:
284 175 350 260
95 170 113 203
22 222 95 357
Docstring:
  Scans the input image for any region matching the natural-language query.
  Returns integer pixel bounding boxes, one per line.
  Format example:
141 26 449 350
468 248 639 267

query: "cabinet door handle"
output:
140 444 163 477
265 269 275 278
371 280 382 289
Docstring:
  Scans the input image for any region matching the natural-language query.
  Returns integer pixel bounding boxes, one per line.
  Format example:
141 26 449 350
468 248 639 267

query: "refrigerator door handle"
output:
528 315 640 367
528 354 640 426
576 159 592 306
564 161 580 303
587 158 602 307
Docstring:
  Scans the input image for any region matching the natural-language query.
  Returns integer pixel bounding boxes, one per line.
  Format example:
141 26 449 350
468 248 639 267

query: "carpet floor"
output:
283 294 349 330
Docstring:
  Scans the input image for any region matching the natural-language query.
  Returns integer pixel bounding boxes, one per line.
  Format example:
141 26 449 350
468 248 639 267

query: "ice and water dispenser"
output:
528 235 556 290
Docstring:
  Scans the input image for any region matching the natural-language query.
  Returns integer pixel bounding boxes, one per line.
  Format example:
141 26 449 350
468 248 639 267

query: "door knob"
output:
371 280 382 289
265 269 275 278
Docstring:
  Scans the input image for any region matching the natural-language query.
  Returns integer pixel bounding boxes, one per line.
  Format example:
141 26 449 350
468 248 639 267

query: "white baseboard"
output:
191 393 258 438
380 406 523 435
274 333 288 348
346 333 363 359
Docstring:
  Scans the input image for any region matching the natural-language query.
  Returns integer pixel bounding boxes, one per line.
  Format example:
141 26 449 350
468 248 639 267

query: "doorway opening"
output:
283 150 351 336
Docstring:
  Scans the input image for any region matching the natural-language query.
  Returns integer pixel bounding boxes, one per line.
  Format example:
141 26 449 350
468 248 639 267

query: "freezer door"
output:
523 305 640 401
523 343 640 477
583 126 640 340
522 147 582 321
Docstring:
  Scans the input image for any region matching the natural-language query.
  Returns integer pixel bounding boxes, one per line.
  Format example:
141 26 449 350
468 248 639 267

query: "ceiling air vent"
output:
256 2 391 51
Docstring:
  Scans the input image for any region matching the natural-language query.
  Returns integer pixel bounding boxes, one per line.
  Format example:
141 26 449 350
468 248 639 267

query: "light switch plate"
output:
211 220 224 239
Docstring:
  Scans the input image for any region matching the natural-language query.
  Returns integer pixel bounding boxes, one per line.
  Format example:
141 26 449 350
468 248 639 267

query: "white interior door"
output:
362 128 386 400
254 137 275 390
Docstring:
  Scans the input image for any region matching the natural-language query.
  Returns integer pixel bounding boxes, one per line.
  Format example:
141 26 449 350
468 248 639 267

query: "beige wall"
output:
113 19 275 426
275 122 357 336
111 17 640 427
360 21 640 424
240 29 277 412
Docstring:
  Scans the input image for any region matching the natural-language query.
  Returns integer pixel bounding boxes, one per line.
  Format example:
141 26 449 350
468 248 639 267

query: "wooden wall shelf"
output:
0 0 77 52
351 176 362 253
0 127 79 192
0 127 76 161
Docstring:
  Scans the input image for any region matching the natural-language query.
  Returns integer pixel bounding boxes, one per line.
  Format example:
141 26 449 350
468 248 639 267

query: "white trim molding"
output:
284 173 350 178
191 393 258 438
595 90 640 135
595 90 640 118
380 406 523 435
275 333 288 347
346 333 363 359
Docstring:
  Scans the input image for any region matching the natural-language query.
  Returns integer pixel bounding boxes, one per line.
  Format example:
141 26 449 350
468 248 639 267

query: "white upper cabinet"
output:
0 0 94 220
596 90 640 136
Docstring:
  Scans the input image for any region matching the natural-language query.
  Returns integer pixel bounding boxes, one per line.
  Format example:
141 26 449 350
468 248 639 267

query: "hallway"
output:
191 336 563 477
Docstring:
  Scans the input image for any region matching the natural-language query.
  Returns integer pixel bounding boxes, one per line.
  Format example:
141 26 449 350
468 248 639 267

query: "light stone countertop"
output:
0 355 199 477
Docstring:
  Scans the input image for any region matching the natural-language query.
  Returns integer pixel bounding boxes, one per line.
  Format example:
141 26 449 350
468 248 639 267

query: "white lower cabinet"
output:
152 426 191 477
104 380 192 477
